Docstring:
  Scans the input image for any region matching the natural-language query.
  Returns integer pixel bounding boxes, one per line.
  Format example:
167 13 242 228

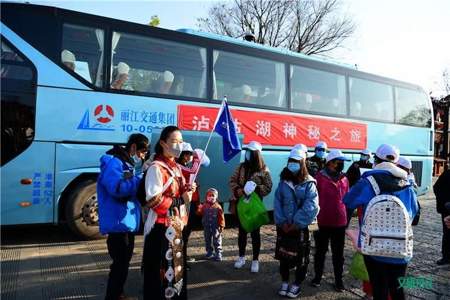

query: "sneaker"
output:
278 282 289 296
250 260 259 273
214 254 223 262
205 253 214 260
234 256 246 269
286 284 301 298
310 278 321 287
436 258 450 265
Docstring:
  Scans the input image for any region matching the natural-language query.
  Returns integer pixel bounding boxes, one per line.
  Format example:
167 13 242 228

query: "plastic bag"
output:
350 252 369 281
237 192 270 233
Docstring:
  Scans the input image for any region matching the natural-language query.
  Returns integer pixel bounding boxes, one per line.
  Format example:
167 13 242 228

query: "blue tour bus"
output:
1 3 433 239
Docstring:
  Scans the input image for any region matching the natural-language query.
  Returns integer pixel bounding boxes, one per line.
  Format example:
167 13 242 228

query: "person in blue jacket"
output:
97 133 149 300
274 147 320 299
343 144 418 300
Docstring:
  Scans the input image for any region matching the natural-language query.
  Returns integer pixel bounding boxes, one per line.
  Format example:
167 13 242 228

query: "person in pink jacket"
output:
310 149 350 292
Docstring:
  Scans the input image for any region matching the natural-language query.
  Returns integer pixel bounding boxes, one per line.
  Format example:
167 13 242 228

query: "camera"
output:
243 32 255 42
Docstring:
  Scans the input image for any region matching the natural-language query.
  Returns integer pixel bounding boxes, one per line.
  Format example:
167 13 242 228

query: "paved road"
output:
2 190 449 300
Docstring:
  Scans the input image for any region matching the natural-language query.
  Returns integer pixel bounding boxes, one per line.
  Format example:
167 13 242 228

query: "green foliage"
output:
149 15 160 27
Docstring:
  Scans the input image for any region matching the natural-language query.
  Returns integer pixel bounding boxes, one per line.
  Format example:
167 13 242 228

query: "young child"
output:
197 188 225 261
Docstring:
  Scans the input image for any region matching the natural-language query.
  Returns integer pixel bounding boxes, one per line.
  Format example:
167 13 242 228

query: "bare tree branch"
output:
197 0 355 56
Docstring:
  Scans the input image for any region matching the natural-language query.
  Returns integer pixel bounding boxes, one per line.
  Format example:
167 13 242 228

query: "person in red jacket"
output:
177 143 210 266
311 149 350 292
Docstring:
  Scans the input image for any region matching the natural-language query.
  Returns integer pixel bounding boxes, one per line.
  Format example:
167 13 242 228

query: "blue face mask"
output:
315 150 326 159
132 154 143 174
287 162 301 174
245 150 252 161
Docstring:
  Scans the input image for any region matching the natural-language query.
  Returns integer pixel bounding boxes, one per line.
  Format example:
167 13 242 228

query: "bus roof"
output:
177 28 357 70
1 2 425 91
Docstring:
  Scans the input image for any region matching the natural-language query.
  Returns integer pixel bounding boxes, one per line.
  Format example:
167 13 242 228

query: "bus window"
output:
111 32 206 98
1 39 36 166
62 24 104 87
395 87 431 127
290 65 346 115
349 77 394 122
212 50 286 108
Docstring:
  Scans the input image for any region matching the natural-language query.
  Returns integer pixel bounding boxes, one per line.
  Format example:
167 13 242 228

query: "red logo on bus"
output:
94 105 114 123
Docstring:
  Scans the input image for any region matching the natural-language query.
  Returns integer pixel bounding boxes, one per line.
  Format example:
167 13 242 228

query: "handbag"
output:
275 230 299 263
237 192 270 233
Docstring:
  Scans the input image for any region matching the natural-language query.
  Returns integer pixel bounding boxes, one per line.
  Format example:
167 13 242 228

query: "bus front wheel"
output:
65 180 103 240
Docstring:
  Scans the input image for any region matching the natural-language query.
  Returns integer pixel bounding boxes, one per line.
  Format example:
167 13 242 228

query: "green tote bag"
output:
237 192 270 233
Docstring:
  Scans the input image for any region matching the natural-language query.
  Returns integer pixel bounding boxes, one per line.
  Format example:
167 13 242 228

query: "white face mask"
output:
165 142 182 158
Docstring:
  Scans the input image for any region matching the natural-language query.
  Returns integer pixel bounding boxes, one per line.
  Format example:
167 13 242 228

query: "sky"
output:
20 0 450 97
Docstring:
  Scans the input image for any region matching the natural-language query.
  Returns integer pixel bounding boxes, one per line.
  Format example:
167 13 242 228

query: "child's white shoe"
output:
234 256 246 269
250 260 259 273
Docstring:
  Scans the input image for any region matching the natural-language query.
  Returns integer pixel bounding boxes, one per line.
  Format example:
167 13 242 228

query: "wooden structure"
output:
433 95 450 176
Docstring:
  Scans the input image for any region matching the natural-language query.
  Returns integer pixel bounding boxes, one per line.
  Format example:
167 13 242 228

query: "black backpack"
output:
136 169 148 206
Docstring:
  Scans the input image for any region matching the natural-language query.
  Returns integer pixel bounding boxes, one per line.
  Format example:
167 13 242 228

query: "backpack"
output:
137 161 174 206
136 169 148 206
360 175 413 259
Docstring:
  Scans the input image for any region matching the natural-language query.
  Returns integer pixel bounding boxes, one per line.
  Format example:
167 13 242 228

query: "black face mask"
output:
335 162 344 173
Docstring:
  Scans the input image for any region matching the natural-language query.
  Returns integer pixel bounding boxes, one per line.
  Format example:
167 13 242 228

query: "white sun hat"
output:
117 62 130 75
326 149 350 163
294 143 308 153
397 156 412 169
181 142 193 153
61 50 75 63
375 144 400 163
289 148 306 161
246 141 262 152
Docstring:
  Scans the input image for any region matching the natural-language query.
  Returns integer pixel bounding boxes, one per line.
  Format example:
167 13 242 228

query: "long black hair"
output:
125 133 149 152
243 149 267 178
154 126 181 156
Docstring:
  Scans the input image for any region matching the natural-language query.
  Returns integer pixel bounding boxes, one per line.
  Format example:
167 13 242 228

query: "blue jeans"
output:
204 229 222 255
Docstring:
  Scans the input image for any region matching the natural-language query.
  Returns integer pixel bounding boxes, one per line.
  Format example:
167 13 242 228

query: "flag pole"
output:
190 97 227 184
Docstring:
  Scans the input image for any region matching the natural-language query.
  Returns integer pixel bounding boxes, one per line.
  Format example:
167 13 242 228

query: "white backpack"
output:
360 176 413 259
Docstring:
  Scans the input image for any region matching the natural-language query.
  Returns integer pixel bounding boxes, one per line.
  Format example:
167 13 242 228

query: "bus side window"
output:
395 87 431 127
212 50 286 108
290 65 346 116
62 24 105 87
111 31 206 99
349 77 394 122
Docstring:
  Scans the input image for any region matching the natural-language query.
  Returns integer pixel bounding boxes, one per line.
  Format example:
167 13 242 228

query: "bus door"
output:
1 37 55 225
